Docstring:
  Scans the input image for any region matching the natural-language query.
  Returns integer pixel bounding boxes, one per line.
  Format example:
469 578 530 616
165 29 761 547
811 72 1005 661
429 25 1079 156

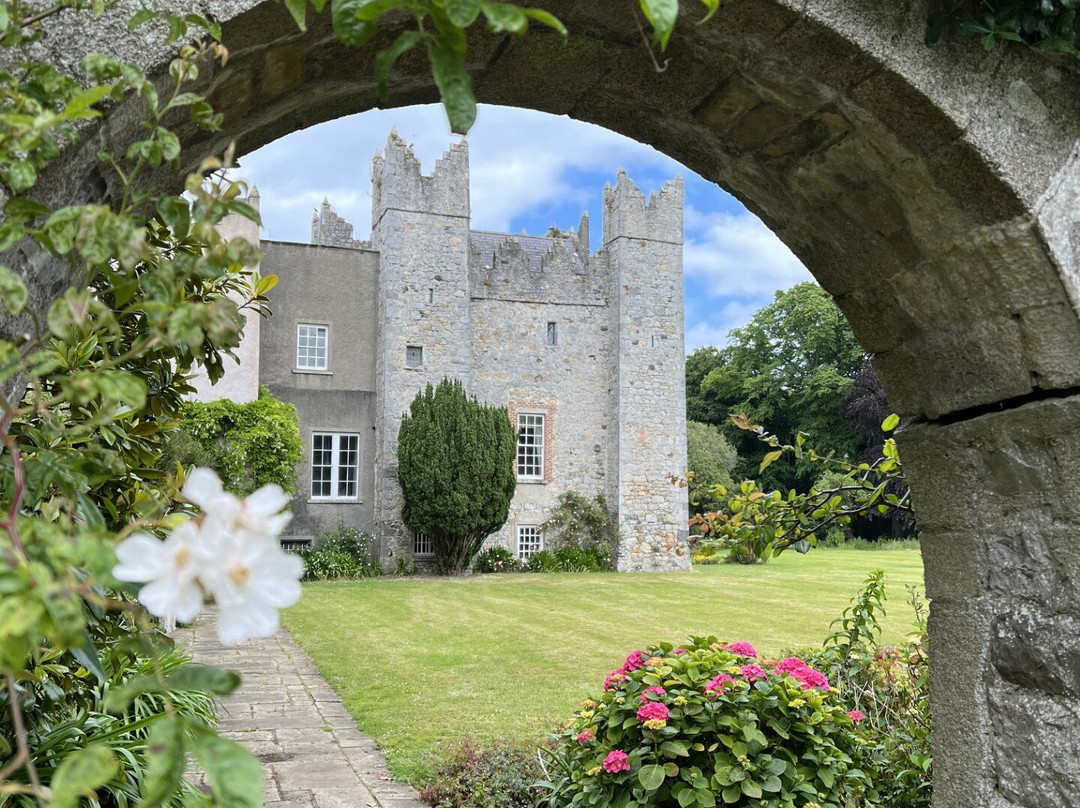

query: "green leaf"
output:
168 664 242 695
7 162 37 193
330 0 378 46
70 629 107 682
881 413 900 432
638 764 666 791
375 30 423 97
443 0 481 27
128 7 157 28
759 450 782 473
0 266 27 315
50 745 117 808
428 40 476 134
190 728 264 808
481 2 528 33
523 8 567 39
139 718 186 808
740 779 762 799
639 0 678 49
721 785 741 804
284 0 307 30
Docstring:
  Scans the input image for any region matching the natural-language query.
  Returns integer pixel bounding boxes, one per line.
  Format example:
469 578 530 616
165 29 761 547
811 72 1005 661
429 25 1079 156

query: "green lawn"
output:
282 548 925 783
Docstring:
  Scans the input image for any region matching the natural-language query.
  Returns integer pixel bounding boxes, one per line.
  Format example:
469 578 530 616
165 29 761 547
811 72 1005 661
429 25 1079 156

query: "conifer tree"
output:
398 379 517 574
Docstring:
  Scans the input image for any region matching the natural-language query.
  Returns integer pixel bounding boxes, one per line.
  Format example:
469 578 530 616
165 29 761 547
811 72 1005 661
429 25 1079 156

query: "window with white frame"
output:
414 532 432 556
516 412 545 480
296 324 328 370
517 525 543 560
310 432 359 500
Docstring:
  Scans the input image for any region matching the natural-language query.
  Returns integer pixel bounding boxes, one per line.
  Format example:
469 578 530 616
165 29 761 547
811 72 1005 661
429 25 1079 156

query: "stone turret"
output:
371 131 473 567
604 171 689 572
311 199 357 247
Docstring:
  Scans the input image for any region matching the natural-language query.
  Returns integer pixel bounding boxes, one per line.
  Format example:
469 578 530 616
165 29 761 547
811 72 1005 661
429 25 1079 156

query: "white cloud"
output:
237 104 683 241
683 206 812 299
684 299 764 351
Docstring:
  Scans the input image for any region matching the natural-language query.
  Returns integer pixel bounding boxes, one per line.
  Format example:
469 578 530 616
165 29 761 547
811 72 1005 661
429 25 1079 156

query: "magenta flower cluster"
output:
604 649 646 691
725 641 758 658
640 686 666 703
704 673 734 695
636 701 669 723
775 657 830 690
602 750 631 774
740 664 768 683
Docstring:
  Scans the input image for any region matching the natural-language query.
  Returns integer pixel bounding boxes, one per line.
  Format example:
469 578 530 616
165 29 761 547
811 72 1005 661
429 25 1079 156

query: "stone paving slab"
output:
174 612 426 808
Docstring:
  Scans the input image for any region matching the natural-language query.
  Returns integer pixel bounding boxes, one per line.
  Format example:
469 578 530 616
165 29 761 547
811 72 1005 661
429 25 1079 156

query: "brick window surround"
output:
508 401 555 483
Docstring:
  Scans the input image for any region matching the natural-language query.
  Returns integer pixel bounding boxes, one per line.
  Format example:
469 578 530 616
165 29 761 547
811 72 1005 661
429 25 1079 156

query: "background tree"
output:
688 282 866 493
686 420 738 513
398 379 516 574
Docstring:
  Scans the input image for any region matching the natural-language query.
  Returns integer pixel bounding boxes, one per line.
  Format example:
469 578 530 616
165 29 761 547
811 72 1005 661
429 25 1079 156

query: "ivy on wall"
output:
171 386 303 495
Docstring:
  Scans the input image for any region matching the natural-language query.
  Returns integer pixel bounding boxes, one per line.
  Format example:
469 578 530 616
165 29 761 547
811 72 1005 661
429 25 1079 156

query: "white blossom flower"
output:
200 528 304 645
112 467 303 644
183 467 291 538
112 521 207 623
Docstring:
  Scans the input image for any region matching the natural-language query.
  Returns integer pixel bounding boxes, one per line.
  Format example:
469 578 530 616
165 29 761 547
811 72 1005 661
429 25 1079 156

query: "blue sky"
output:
235 104 811 351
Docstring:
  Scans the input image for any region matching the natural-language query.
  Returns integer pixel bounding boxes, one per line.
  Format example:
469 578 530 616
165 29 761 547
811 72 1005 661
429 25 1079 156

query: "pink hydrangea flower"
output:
673 648 688 655
705 674 734 695
604 669 626 691
640 686 666 703
740 664 768 683
727 642 758 658
774 657 829 690
577 729 595 744
636 702 670 723
623 650 646 672
848 710 865 723
603 749 631 774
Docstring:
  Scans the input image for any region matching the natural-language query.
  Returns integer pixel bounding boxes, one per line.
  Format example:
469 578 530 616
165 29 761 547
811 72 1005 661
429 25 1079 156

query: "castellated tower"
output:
603 172 690 572
371 132 473 566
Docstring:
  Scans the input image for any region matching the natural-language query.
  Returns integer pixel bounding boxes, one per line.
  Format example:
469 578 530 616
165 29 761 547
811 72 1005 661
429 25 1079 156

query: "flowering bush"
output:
538 639 872 808
301 524 381 580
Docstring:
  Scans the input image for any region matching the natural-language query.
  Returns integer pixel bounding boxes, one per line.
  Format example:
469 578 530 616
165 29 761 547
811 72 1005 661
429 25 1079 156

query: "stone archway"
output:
19 1 1080 805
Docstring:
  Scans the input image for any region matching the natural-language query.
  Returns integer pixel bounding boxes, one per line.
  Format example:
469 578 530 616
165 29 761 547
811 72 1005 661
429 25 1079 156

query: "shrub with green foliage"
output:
170 386 303 495
529 547 612 573
539 639 871 808
419 738 545 808
686 421 738 514
928 0 1080 63
398 379 516 574
301 524 381 581
474 546 524 573
541 491 619 566
800 572 932 808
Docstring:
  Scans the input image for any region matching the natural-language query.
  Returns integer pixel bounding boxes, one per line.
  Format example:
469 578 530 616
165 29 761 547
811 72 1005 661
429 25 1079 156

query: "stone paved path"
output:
175 613 426 808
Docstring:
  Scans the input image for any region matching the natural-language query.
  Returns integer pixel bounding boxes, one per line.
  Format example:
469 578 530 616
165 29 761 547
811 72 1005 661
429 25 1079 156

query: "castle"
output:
197 132 690 572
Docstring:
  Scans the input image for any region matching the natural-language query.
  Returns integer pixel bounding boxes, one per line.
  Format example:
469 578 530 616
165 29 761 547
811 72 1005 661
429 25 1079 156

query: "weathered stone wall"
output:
310 199 360 248
604 173 690 572
371 133 474 568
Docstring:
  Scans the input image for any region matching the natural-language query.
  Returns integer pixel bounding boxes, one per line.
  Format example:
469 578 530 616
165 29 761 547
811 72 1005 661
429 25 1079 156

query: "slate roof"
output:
469 230 587 274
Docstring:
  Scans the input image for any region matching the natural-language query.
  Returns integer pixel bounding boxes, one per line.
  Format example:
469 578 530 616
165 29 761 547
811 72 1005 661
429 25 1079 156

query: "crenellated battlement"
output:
311 198 359 248
468 230 605 305
371 130 470 226
601 170 683 246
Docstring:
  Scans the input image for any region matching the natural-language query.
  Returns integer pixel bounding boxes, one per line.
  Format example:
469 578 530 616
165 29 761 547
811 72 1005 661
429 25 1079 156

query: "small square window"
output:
297 324 328 370
546 322 557 346
414 532 433 556
517 525 543 560
406 345 423 367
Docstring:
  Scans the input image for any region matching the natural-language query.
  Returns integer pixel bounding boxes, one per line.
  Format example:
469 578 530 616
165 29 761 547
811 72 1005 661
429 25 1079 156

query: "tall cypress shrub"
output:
398 379 516 574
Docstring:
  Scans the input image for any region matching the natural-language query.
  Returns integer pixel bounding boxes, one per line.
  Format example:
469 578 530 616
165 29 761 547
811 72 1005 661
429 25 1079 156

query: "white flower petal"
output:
258 512 292 538
112 533 171 582
216 601 279 645
182 468 224 509
244 484 290 517
138 577 204 623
